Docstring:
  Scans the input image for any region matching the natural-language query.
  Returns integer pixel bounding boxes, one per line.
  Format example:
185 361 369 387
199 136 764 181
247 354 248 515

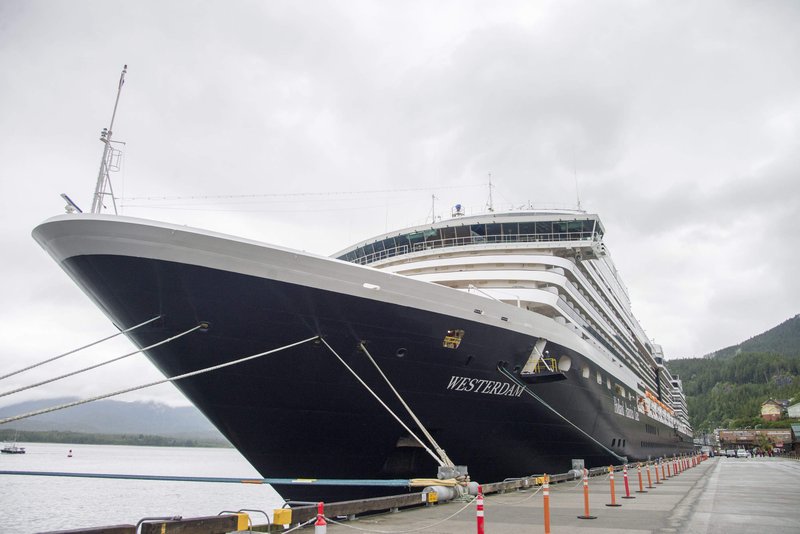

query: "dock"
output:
320 457 800 533
40 456 800 533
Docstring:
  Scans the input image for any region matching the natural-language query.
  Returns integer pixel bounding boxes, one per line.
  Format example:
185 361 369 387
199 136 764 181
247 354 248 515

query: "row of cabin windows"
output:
337 220 600 263
580 363 636 402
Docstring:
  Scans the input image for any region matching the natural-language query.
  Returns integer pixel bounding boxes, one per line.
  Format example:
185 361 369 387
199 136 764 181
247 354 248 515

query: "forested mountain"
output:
705 314 800 359
668 315 800 432
0 398 228 444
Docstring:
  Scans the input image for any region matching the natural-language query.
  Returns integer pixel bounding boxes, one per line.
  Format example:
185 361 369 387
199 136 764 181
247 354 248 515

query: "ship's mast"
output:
486 173 494 212
90 65 127 214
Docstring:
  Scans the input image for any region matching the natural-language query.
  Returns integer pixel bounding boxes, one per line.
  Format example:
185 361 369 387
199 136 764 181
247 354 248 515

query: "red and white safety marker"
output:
543 475 551 534
315 501 326 534
606 466 621 507
476 484 485 534
621 464 635 499
577 467 597 520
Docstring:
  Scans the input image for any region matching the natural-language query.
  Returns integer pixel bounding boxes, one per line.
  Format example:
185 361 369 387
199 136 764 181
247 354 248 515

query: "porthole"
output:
558 355 572 372
396 348 407 358
581 365 590 378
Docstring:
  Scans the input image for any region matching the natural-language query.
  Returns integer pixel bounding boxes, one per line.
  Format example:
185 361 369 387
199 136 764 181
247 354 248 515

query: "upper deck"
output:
334 210 605 265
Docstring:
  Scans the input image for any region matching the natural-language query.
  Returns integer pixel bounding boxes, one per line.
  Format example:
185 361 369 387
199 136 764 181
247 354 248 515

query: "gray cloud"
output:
1 0 798 408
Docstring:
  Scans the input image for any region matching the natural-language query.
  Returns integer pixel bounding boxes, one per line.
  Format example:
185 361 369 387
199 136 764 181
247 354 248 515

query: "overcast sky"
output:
1 0 798 409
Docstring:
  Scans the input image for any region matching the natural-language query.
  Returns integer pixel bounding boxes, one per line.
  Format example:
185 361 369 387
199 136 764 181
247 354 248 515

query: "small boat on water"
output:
2 432 26 454
1 443 26 454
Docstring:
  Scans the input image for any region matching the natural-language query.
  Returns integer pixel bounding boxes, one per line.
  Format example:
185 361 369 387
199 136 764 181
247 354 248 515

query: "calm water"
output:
0 442 284 533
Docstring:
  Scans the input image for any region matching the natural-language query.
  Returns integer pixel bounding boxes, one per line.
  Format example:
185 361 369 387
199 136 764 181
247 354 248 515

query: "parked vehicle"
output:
726 449 737 457
736 449 749 458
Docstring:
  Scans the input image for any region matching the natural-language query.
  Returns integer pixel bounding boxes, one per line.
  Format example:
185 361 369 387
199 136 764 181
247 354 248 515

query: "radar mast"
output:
90 65 127 214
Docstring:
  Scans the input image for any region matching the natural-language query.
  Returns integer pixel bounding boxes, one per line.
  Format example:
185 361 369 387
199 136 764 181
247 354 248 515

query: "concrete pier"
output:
322 457 800 533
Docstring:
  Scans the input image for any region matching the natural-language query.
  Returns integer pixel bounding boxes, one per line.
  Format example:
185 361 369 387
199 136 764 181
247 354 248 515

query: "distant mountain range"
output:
0 398 228 444
705 314 800 359
669 314 800 432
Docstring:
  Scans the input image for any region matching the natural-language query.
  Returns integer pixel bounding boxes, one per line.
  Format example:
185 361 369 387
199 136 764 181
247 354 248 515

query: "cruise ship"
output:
32 204 694 502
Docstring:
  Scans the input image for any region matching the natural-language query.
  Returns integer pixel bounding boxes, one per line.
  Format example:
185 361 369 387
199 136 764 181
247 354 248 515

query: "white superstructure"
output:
336 209 691 436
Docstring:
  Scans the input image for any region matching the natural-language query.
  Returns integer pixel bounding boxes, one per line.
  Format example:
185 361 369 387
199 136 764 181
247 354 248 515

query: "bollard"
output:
622 464 635 499
636 463 647 493
577 467 597 520
667 461 672 478
476 484 485 534
315 502 327 534
606 466 621 507
543 474 551 534
646 462 654 489
662 460 667 479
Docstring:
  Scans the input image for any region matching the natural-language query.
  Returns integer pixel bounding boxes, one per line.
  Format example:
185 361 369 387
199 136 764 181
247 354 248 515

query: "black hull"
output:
58 252 694 502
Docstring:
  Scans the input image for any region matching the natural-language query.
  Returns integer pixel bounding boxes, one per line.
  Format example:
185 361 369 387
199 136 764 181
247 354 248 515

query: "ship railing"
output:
349 231 595 266
532 357 559 374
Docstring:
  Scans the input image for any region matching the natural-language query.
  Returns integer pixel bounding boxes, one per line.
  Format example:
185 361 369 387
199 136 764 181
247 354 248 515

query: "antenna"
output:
486 173 494 212
90 65 128 214
573 146 582 211
430 194 438 223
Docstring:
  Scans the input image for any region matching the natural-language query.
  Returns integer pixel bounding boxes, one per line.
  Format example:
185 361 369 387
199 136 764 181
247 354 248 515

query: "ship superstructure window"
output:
596 371 603 385
336 217 601 265
581 365 590 378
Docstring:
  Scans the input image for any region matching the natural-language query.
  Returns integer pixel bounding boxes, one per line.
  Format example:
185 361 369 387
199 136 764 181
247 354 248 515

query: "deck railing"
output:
345 231 595 266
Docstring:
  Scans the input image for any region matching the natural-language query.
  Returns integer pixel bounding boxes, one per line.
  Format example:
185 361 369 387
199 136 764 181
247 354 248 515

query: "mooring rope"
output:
0 336 319 425
0 315 161 381
484 483 543 505
358 342 454 468
319 338 445 467
0 470 410 487
323 495 476 534
0 322 205 399
497 365 626 462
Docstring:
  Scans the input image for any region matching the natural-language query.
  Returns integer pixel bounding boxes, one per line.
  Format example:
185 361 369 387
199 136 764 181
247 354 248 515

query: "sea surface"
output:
0 442 284 533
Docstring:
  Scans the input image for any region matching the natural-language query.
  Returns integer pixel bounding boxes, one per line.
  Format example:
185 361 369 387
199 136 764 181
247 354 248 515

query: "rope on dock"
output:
0 335 319 425
0 321 202 399
483 483 543 506
0 314 161 381
323 496 477 534
358 342 454 468
319 338 445 468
